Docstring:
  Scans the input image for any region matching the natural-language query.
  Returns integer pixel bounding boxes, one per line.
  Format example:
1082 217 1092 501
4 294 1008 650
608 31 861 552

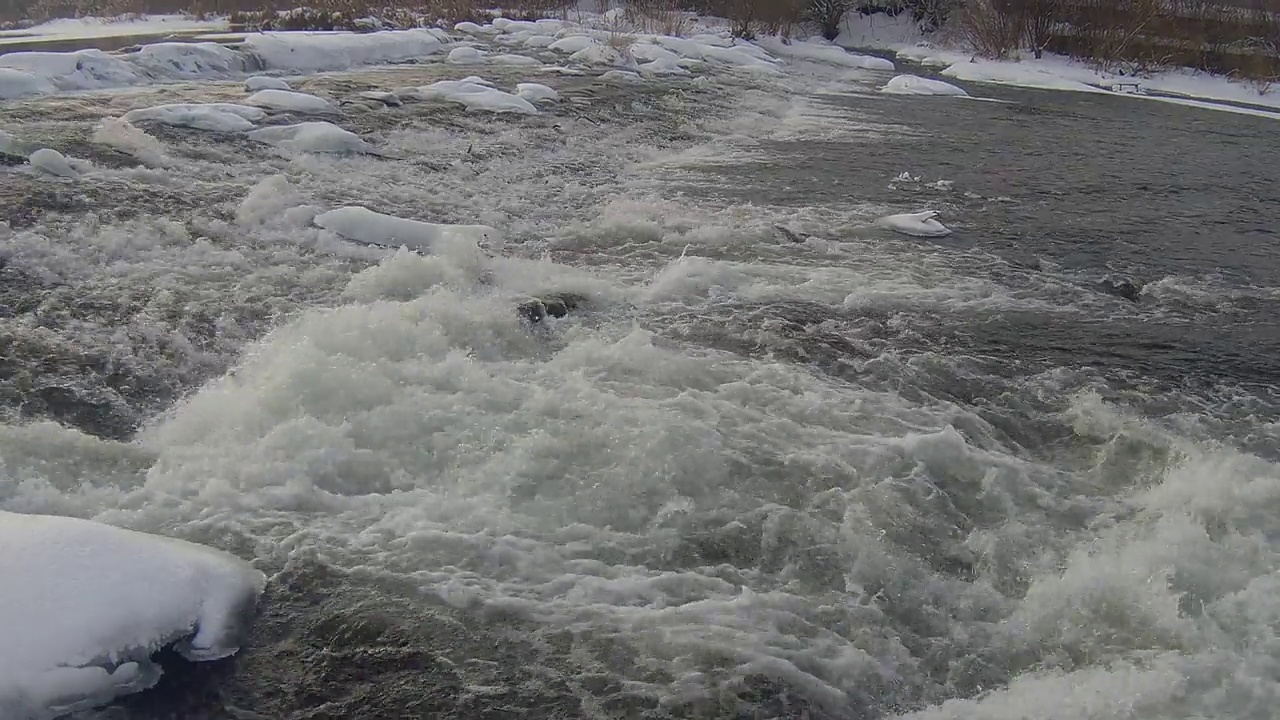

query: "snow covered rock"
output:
516 82 559 103
240 29 445 73
314 206 501 252
490 54 540 66
417 80 537 114
0 68 56 100
28 148 78 178
244 89 338 114
247 121 372 154
245 75 291 92
881 74 968 97
639 58 690 76
0 49 143 93
0 511 266 720
755 37 895 70
448 46 485 64
876 210 952 238
122 103 266 132
600 70 643 84
357 90 402 106
548 36 598 55
453 21 500 36
523 35 555 49
128 42 245 78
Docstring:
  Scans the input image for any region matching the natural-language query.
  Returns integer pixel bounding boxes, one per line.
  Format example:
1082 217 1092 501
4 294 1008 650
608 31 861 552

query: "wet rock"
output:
1098 275 1143 302
516 291 589 324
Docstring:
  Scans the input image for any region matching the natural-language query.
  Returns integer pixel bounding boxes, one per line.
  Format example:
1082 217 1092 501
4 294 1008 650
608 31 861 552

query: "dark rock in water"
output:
0 152 26 167
516 292 589 324
1098 276 1143 302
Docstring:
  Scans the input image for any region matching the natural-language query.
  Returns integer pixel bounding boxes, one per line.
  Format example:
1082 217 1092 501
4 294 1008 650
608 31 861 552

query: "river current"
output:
2 35 1279 720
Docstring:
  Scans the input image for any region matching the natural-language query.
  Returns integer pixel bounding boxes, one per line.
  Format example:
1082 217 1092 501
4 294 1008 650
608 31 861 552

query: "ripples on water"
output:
2 43 1279 720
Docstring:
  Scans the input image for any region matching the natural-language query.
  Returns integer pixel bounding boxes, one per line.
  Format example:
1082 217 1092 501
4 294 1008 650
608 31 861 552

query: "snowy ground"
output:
836 12 1280 119
0 15 230 47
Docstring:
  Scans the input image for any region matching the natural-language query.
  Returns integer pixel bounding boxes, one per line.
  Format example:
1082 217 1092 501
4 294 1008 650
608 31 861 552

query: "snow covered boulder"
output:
247 121 373 154
122 103 266 132
547 36 598 55
314 206 501 252
876 210 952 238
417 80 537 114
0 511 266 719
516 82 559 103
28 148 78 178
881 74 968 97
128 42 245 79
447 46 485 64
244 89 338 114
0 68 55 100
245 75 291 92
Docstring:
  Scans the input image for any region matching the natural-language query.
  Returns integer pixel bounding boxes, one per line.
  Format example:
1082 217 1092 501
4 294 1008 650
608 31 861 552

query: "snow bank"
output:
314 206 501 252
247 121 372 153
940 60 1106 94
881 74 968 96
245 75 291 92
756 37 895 70
0 511 265 719
240 29 446 73
127 42 245 78
122 103 265 132
0 14 229 47
245 88 338 114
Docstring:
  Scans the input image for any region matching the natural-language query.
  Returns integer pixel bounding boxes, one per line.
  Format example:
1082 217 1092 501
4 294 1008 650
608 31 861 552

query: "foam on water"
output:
1 18 1278 719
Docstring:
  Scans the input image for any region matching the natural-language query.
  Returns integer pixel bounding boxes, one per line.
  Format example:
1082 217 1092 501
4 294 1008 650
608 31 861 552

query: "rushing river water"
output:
2 36 1279 720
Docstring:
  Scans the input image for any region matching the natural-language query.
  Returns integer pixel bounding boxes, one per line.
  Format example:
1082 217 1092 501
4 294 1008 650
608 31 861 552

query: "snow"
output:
491 54 540 66
313 206 501 252
122 103 265 132
0 14 229 46
524 35 556 49
358 90 402 106
240 29 445 74
516 82 559 103
453 21 501 36
876 210 952 238
417 79 537 114
127 42 245 78
756 36 895 71
571 44 635 68
835 12 1280 117
548 36 599 55
881 74 968 97
28 148 78 178
601 70 643 84
639 58 690 76
245 75 291 92
652 37 777 70
92 118 171 167
0 49 142 93
247 121 372 154
448 46 485 64
0 68 54 100
244 89 338 114
0 511 265 719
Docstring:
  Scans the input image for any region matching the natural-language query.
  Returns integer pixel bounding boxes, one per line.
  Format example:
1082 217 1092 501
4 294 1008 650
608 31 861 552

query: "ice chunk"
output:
0 511 266 719
245 89 338 114
523 35 555 48
245 75 291 92
448 46 485 64
881 74 968 96
128 42 245 78
876 210 952 238
122 103 266 132
0 68 55 100
240 29 445 73
314 206 502 252
247 121 372 154
29 148 78 178
516 82 559 103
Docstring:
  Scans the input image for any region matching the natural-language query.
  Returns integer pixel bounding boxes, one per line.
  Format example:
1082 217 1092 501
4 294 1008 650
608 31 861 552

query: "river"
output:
1 33 1278 720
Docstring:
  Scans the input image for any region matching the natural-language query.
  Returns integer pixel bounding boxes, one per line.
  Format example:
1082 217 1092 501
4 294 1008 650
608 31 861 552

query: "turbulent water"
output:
2 39 1280 720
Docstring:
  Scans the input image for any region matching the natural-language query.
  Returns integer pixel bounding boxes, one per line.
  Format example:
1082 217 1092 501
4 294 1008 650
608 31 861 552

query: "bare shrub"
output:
622 0 693 36
804 0 853 40
958 0 1021 58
